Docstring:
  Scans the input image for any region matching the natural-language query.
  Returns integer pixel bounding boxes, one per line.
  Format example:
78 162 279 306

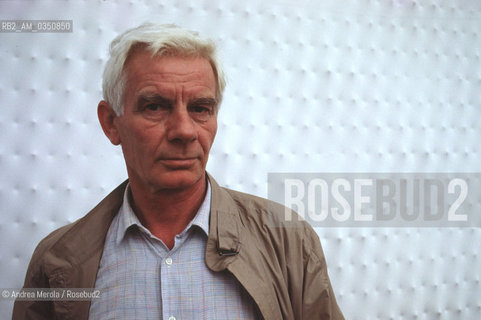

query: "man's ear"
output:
98 100 121 145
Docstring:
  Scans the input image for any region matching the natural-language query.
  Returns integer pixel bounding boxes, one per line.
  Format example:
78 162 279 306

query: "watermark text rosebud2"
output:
267 173 481 227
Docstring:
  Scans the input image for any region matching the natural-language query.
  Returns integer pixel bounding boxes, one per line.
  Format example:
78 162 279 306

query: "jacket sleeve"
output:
301 227 344 320
11 245 55 319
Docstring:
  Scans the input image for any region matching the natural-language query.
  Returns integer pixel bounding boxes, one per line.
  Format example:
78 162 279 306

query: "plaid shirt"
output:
88 182 258 320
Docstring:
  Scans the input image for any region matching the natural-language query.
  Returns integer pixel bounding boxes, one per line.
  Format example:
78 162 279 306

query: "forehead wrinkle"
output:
128 61 213 87
135 74 215 94
131 71 214 95
125 56 211 82
128 73 205 90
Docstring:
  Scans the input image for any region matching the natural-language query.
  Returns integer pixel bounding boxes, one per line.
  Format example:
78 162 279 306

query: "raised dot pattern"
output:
0 0 480 319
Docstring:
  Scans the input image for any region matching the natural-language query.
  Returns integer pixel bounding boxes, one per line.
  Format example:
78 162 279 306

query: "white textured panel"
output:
1 0 480 319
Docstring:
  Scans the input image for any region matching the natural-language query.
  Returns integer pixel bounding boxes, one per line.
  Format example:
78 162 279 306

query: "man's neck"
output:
128 175 208 250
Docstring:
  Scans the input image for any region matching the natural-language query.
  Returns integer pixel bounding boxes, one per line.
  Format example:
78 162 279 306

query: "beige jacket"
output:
13 175 344 320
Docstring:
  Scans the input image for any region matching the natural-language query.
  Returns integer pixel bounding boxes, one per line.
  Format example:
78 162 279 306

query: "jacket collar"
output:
46 175 240 277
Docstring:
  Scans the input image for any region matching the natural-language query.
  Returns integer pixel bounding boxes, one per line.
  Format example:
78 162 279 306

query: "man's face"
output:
106 51 218 192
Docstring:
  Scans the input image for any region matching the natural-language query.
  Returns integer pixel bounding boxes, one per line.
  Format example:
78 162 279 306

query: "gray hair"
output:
102 23 226 115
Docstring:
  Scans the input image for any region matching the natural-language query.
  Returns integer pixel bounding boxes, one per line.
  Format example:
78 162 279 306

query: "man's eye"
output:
191 106 210 113
141 103 172 113
145 104 162 111
189 105 214 122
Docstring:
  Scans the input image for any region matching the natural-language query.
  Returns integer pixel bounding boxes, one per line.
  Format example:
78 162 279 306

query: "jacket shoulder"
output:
213 186 342 319
220 186 321 254
22 181 127 284
222 186 312 231
28 220 78 268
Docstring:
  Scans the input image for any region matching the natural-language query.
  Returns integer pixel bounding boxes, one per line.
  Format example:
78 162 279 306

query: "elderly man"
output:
13 23 343 319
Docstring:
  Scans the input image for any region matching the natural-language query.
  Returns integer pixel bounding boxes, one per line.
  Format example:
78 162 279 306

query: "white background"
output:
1 0 480 319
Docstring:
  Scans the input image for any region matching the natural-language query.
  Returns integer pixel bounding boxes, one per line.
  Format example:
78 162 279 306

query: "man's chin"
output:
150 170 205 192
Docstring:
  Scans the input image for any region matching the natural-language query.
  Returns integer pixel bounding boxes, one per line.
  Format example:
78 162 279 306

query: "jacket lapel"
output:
205 175 279 320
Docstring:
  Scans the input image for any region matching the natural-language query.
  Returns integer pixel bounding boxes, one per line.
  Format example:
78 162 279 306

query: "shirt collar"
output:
115 181 211 245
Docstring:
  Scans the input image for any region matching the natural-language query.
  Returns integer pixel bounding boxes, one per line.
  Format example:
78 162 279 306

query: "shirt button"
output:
168 316 176 320
165 257 173 265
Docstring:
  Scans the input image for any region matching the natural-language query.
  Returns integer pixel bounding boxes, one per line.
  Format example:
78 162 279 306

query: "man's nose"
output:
166 106 197 143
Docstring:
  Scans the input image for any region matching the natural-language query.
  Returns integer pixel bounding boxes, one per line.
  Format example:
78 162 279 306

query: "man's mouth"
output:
159 158 198 168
